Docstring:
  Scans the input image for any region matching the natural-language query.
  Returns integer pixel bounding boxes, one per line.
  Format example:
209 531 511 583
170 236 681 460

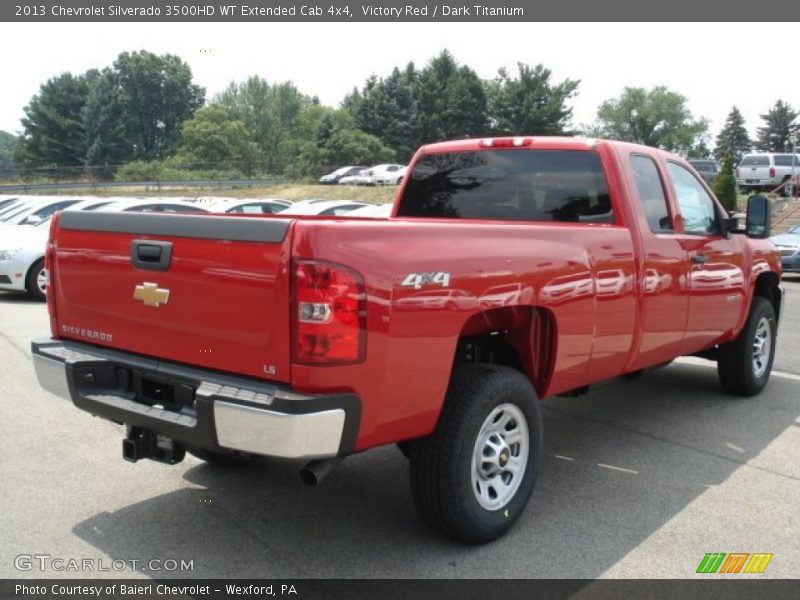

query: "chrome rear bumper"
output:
32 338 359 460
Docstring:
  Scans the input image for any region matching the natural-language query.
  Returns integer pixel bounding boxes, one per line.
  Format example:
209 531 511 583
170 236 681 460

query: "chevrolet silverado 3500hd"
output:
33 137 781 542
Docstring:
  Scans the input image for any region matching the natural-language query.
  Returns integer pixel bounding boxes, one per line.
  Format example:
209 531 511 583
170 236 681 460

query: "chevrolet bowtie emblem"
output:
133 282 170 307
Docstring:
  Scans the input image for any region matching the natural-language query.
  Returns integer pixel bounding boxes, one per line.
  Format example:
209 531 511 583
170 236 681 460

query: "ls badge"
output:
133 282 170 307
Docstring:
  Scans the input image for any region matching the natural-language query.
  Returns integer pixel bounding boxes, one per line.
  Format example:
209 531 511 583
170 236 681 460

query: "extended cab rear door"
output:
624 151 690 370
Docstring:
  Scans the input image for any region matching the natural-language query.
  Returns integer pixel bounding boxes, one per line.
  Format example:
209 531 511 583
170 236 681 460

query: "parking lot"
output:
1 280 799 579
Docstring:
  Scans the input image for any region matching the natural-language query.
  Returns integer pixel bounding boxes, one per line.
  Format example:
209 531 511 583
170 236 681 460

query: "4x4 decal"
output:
400 272 451 290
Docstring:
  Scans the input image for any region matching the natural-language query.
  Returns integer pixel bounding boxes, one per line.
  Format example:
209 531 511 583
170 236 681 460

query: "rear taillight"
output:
769 167 776 178
293 260 366 365
46 214 59 329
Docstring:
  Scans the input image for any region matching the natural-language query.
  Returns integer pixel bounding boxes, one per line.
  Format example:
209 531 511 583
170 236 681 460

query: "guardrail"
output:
0 178 287 193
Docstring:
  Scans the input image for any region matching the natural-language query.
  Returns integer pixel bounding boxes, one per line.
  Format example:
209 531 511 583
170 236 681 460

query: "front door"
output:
665 161 746 355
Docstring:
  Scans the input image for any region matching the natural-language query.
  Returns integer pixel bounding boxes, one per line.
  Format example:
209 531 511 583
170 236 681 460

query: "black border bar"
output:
4 0 800 21
3 579 800 600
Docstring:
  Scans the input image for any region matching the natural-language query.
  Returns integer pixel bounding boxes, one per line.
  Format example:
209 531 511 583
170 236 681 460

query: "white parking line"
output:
597 463 638 475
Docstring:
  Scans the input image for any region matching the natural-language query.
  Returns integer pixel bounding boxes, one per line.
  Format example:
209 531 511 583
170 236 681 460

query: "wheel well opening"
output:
454 306 555 396
754 272 781 321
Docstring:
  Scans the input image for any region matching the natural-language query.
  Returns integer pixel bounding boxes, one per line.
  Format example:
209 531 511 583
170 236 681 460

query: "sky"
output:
0 22 795 143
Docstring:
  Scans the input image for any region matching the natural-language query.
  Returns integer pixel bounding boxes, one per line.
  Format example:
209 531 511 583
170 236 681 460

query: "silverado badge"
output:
133 282 170 307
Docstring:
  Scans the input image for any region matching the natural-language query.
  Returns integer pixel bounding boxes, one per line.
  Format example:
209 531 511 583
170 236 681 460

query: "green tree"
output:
414 50 488 146
175 105 260 170
217 77 308 171
345 64 419 161
83 68 130 167
712 153 737 212
755 100 799 152
110 50 204 161
687 140 712 159
594 86 708 153
714 106 751 164
287 116 394 180
487 63 579 135
0 131 17 174
16 72 95 167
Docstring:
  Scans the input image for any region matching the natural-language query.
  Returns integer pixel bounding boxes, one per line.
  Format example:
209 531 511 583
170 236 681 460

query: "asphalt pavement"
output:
1 280 798 579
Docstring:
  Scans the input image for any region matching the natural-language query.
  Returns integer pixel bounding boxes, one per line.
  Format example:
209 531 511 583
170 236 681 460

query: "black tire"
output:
409 364 543 543
717 297 776 396
187 447 258 466
26 258 47 301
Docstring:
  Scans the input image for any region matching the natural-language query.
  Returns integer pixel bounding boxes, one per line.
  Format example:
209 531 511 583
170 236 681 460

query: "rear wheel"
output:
409 364 543 543
717 297 776 396
26 258 47 301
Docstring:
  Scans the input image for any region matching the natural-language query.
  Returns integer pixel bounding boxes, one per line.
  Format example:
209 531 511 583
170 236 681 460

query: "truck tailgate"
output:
50 211 293 383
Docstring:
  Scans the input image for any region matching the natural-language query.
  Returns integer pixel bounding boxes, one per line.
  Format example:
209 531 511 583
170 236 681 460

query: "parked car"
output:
0 198 119 301
0 196 83 227
688 159 721 185
208 198 291 215
347 204 393 218
0 197 28 217
0 196 19 211
33 136 781 544
372 163 407 185
770 225 800 272
736 153 800 193
278 200 368 216
319 166 367 184
98 199 211 213
338 169 374 185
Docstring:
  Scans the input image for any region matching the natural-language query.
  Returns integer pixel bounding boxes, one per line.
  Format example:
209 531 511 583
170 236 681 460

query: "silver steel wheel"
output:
752 317 771 378
37 268 47 295
470 403 529 511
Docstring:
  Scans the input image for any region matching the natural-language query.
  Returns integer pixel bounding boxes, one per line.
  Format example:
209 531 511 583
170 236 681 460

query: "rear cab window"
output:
397 149 614 224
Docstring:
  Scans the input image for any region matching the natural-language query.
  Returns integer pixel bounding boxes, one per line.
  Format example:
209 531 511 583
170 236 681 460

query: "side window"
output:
239 204 264 214
630 155 672 232
667 162 720 236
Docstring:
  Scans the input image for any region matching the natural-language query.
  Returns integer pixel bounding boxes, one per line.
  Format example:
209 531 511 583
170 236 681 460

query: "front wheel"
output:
717 297 776 396
26 258 47 301
409 364 543 543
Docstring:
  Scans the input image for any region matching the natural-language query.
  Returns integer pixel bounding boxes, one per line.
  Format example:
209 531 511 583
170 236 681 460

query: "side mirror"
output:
745 194 771 239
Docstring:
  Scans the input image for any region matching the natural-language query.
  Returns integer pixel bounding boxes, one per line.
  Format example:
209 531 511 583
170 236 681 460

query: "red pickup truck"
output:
33 137 782 543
